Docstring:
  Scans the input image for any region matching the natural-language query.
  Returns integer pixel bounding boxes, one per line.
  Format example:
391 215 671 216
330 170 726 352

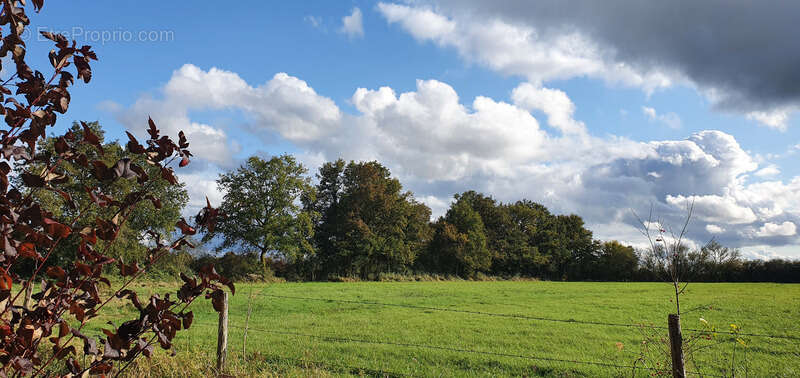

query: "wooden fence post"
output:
668 314 686 378
216 291 229 372
22 282 33 310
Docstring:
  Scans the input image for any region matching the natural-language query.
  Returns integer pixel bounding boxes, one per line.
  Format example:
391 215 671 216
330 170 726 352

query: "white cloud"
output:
746 108 793 131
341 7 364 38
112 96 236 168
511 83 586 135
642 106 682 129
111 65 800 255
419 195 452 219
756 221 797 237
180 170 224 215
377 2 800 130
378 3 455 42
377 2 677 92
666 194 757 225
754 165 780 177
111 64 341 162
349 79 549 181
740 245 798 260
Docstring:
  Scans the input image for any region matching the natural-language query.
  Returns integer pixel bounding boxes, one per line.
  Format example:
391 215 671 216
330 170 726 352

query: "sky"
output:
24 1 800 259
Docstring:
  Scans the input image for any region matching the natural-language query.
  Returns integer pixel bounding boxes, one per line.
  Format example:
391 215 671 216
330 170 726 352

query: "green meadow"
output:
94 281 800 377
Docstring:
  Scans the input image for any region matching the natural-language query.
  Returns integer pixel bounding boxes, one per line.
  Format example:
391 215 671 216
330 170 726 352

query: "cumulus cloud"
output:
379 1 800 129
666 194 757 225
350 80 548 180
512 83 586 135
111 64 341 156
341 7 364 38
106 64 342 214
756 221 797 237
642 106 682 129
111 65 800 254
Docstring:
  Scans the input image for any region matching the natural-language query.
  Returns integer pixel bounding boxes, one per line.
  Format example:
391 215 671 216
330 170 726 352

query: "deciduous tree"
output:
13 121 188 271
310 160 431 278
424 196 491 277
206 155 316 267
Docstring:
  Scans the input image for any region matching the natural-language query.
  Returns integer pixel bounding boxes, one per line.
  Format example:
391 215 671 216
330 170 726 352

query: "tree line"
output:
17 130 800 283
200 154 800 283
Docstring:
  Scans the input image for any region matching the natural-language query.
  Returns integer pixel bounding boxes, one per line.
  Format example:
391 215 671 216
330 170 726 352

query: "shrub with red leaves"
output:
0 1 230 376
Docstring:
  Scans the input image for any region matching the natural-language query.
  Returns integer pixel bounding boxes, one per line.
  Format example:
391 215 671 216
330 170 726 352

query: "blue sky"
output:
28 1 800 258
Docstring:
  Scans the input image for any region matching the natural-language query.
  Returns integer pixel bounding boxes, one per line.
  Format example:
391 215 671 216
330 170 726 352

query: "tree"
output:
635 202 694 315
452 191 512 273
502 199 595 280
702 240 741 282
554 214 596 280
206 155 316 266
14 121 188 271
306 159 346 275
423 196 491 277
309 160 431 278
597 241 638 281
503 200 553 276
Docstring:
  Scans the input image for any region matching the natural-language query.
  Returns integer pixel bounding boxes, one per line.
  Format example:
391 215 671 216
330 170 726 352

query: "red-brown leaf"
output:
175 218 196 235
81 121 103 154
0 267 11 291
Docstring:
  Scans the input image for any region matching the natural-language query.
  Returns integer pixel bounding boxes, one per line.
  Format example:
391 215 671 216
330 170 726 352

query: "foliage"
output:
205 155 316 267
422 195 491 277
595 241 638 281
417 193 598 280
195 155 798 283
11 121 188 274
191 252 283 282
0 2 230 376
307 160 432 279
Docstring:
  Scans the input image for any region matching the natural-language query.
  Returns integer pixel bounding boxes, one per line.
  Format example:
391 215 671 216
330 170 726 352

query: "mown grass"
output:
85 281 800 377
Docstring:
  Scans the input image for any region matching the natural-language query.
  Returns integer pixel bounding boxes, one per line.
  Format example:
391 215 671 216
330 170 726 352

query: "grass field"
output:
89 281 800 377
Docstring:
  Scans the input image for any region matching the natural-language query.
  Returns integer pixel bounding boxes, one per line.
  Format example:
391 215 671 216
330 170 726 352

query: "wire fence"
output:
256 293 800 341
180 289 800 377
194 321 729 377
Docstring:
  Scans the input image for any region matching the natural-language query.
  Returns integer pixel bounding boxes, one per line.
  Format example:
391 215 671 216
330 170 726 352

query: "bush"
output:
191 252 281 282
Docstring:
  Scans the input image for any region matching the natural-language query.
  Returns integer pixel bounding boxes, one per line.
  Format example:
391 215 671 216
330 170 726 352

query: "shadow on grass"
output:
250 351 408 377
247 351 595 377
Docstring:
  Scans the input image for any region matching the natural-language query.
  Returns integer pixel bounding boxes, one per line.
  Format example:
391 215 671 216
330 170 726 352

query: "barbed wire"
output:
192 322 409 377
193 322 725 377
256 293 800 341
